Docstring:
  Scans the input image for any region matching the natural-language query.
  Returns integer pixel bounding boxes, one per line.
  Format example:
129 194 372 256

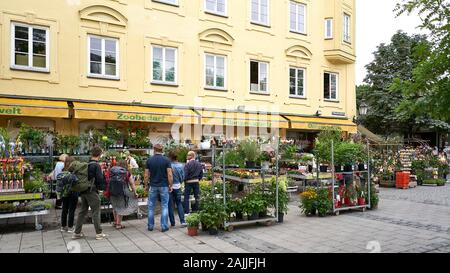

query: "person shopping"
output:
109 160 139 229
183 151 203 214
168 151 186 227
56 156 78 232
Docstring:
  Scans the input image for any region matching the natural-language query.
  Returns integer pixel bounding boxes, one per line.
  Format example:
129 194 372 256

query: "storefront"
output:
1 96 357 148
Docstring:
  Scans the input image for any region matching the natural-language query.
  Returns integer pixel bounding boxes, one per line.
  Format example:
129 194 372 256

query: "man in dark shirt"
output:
145 144 173 232
183 151 203 214
73 146 107 240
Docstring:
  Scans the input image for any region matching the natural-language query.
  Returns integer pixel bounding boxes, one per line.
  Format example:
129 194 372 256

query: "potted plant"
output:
356 185 366 206
315 187 332 217
238 139 260 169
199 195 228 235
314 128 343 172
242 193 265 220
186 213 200 236
368 183 379 209
275 178 289 222
299 187 317 216
259 151 272 170
344 184 357 206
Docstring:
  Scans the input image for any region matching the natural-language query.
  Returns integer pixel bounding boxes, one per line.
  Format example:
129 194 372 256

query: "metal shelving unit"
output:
330 140 371 215
215 138 280 231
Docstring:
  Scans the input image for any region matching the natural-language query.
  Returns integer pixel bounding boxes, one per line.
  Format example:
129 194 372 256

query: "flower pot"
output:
262 161 270 170
344 197 352 206
334 165 343 172
308 165 313 172
187 227 198 236
278 212 284 223
358 164 366 171
235 212 243 220
358 197 366 206
319 165 328 173
200 141 211 150
259 211 267 218
248 212 259 220
208 227 218 236
238 183 244 192
344 165 353 172
245 161 256 169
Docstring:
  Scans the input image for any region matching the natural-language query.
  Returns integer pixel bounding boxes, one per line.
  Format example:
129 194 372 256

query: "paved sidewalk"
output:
1 185 449 253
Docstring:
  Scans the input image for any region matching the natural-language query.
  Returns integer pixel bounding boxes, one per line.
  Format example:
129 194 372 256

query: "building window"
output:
205 54 226 89
153 0 178 6
290 1 306 34
324 72 338 100
250 60 268 93
152 46 177 84
325 18 333 39
251 0 269 26
205 0 227 16
11 22 49 72
343 13 351 43
289 67 305 98
88 36 119 79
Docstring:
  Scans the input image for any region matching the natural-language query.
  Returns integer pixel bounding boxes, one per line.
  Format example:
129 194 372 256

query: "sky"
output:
356 0 427 85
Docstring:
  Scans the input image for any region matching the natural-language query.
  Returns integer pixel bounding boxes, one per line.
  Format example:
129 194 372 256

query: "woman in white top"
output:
49 154 68 209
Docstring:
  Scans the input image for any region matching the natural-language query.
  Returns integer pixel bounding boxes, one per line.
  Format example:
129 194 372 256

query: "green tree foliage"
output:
393 0 450 123
357 31 449 136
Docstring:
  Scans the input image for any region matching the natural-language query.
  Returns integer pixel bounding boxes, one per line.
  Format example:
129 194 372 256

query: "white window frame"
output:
251 0 270 26
152 0 179 6
151 45 178 85
10 22 50 72
343 13 351 43
289 1 307 34
204 53 227 90
250 60 269 94
289 67 306 98
324 72 339 101
204 0 227 16
325 18 333 39
87 35 120 80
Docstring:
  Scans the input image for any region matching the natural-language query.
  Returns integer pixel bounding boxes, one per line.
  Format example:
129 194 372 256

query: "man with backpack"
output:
144 144 173 232
71 147 107 240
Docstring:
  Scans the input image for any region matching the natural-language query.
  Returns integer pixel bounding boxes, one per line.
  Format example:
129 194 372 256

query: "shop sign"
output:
307 123 337 130
223 118 272 127
0 107 22 115
117 112 165 122
332 111 346 117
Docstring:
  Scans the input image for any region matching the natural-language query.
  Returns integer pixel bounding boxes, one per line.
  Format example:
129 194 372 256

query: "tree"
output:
357 31 433 136
394 0 450 122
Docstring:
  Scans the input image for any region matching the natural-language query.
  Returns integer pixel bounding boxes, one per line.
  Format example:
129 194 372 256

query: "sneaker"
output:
95 233 108 240
60 227 68 232
67 227 75 233
147 227 154 231
72 233 84 240
161 228 169 233
181 222 187 227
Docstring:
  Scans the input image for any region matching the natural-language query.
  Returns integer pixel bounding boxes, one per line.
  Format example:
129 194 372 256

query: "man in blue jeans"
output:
168 151 186 227
184 151 203 214
144 144 173 232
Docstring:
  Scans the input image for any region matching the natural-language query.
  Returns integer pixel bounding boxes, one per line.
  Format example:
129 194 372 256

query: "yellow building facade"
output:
0 0 357 145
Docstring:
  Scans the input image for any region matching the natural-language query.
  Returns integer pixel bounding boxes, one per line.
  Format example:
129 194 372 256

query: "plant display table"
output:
0 209 49 230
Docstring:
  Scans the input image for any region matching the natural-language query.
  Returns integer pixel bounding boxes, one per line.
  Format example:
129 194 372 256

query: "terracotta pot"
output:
187 227 198 236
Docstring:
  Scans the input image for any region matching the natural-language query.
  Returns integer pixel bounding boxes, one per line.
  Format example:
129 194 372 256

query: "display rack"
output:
330 140 371 215
216 139 280 231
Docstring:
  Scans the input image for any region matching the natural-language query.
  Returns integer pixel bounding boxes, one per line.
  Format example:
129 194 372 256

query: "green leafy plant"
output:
238 139 260 162
368 183 379 209
186 213 201 228
423 179 446 186
0 203 16 214
217 149 245 168
199 195 228 229
334 142 366 166
242 191 266 216
24 171 49 195
282 144 298 160
315 187 332 217
314 127 342 164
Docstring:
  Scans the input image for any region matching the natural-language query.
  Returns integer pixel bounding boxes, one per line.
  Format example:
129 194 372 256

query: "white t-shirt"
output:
52 161 65 180
128 157 139 169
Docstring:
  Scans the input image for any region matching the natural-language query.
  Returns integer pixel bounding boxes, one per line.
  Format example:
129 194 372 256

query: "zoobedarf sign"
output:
116 112 165 122
0 107 22 115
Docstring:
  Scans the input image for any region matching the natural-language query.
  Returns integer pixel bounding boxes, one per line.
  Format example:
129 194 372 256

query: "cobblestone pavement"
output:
1 185 449 253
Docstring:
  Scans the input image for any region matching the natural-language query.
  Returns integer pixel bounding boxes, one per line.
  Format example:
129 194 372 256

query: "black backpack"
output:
109 166 128 197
